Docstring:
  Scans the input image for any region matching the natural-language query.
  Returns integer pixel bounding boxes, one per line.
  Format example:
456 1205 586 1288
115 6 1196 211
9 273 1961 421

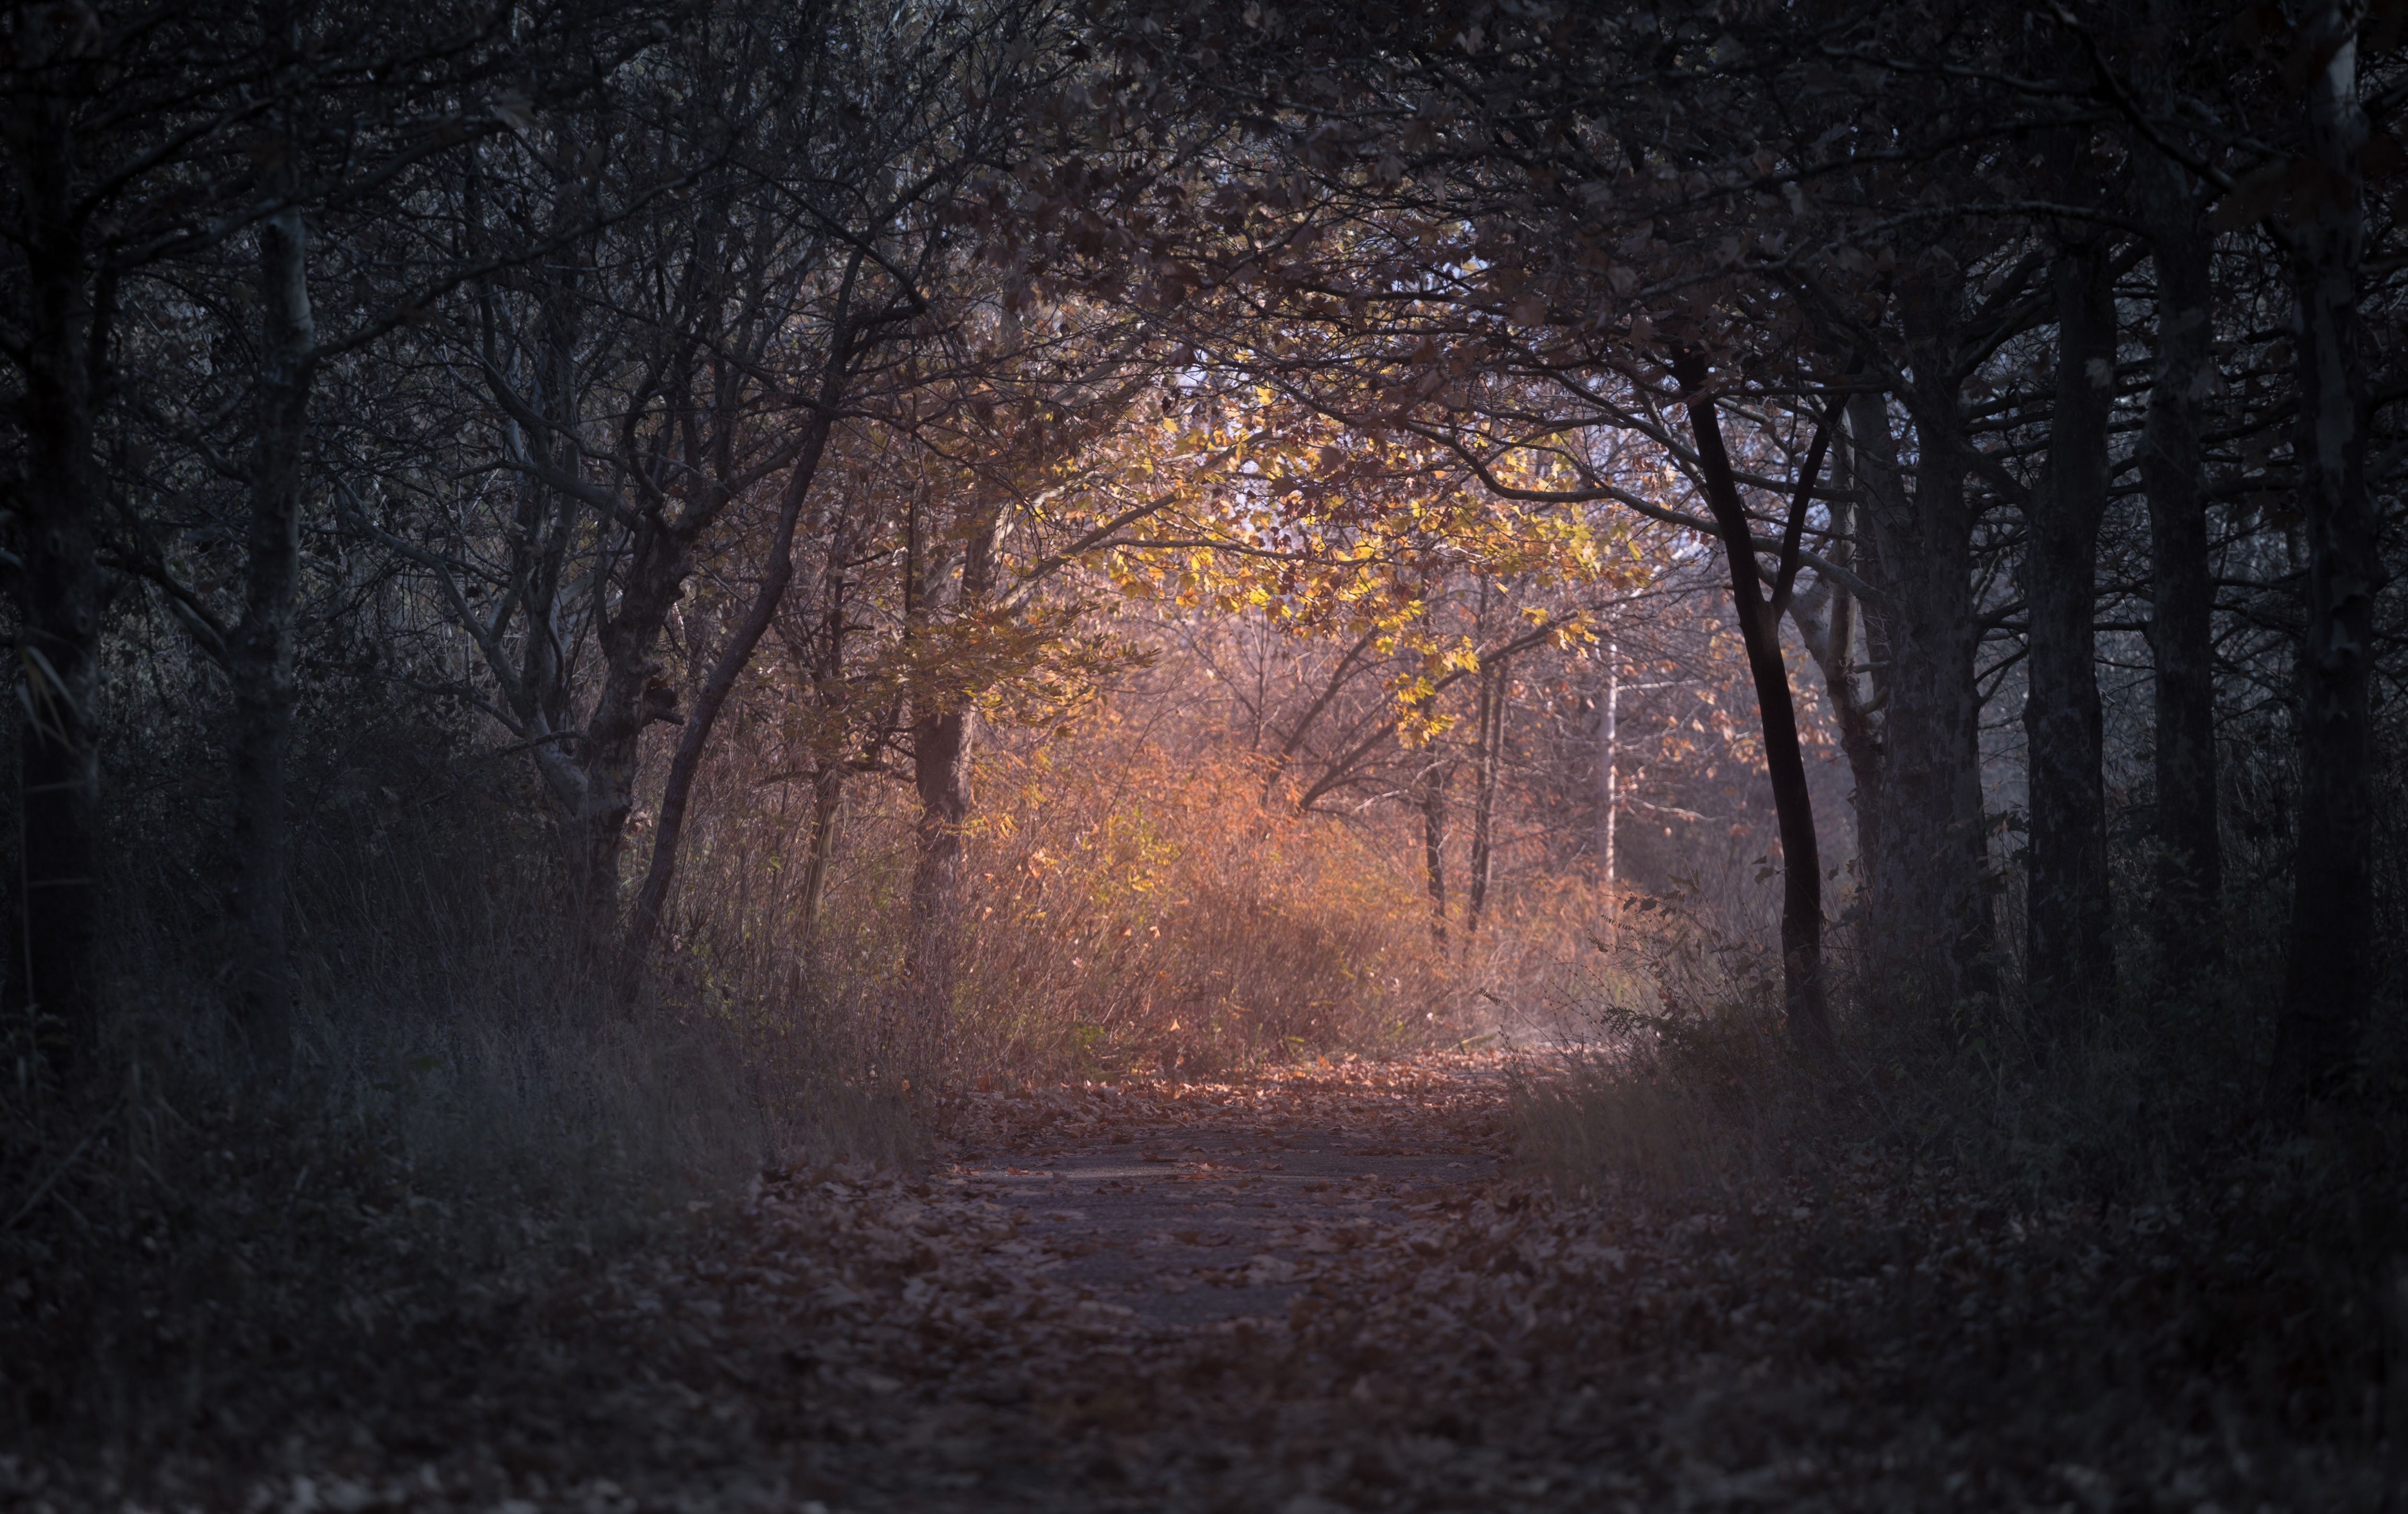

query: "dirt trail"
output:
943 1054 1507 1330
752 1053 1553 1512
186 1054 1613 1514
58 1052 2325 1513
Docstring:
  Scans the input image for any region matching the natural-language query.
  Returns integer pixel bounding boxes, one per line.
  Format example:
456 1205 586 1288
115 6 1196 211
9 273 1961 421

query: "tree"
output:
2 0 565 1059
2130 1 2226 979
2264 0 2385 1109
348 0 1064 982
2023 139 2120 1044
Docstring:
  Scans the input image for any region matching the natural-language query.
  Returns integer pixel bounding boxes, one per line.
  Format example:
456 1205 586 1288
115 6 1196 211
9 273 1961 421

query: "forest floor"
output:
11 1051 2391 1512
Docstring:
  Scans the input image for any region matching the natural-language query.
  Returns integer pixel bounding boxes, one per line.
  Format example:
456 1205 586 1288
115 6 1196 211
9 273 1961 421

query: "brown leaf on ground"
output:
13 1052 2385 1513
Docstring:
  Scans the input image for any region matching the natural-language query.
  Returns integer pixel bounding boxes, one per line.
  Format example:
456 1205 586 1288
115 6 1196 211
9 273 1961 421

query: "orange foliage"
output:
945 730 1453 1078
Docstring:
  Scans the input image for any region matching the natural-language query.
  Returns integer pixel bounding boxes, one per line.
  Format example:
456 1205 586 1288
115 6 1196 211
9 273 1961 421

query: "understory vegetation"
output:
2 706 1490 1457
1513 738 2408 1476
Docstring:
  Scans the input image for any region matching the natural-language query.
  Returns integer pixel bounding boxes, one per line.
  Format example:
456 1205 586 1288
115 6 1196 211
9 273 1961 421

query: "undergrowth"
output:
4 713 1495 1462
945 737 1456 1077
1511 886 2408 1478
663 723 1470 1084
0 718 912 1462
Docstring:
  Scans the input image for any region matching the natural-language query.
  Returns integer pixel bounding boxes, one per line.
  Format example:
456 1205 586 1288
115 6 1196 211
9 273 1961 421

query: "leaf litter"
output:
6 1051 2391 1511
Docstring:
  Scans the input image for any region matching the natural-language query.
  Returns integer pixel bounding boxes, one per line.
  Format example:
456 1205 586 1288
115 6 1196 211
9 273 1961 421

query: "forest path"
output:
935 1051 1509 1331
196 1050 2287 1514
728 1051 1576 1513
234 1051 1696 1514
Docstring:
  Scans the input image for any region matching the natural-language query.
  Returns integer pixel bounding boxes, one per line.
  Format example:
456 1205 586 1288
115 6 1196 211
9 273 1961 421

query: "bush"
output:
1509 882 2408 1480
658 719 1462 1083
0 708 911 1460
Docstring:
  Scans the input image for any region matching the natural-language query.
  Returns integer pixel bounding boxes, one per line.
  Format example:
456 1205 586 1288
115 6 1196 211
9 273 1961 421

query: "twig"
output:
1 1097 120 1234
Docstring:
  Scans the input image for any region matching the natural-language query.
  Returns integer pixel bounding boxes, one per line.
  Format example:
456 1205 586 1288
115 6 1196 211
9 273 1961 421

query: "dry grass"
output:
662 719 1467 1087
1504 870 2408 1486
0 750 913 1457
1505 886 1800 1198
943 733 1454 1078
1 707 1486 1462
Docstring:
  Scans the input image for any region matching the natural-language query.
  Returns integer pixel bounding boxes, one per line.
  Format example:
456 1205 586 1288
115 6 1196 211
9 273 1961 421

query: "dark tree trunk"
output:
623 415 833 981
910 701 975 932
569 522 687 947
909 638 976 1025
465 207 667 952
2024 231 2119 1043
2269 5 2379 1113
503 233 774 960
1672 350 1829 1049
513 227 591 812
1860 312 1996 1005
11 105 105 1064
2137 149 2224 978
1840 414 1907 936
1788 474 1882 927
227 193 314 1065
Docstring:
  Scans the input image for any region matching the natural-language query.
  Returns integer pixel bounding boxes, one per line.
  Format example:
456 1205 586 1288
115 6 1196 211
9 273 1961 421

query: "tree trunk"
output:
1859 321 1995 1005
227 191 314 1065
523 240 765 960
794 520 860 948
622 415 833 981
1672 349 1829 1049
911 700 975 932
1420 756 1449 947
1788 478 1883 930
796 763 844 942
1596 639 1620 893
907 498 999 992
909 651 976 1035
467 211 653 952
1465 652 1506 942
2269 3 2379 1112
2024 229 2119 1044
905 495 1002 1040
568 526 686 948
2137 149 2224 980
512 224 590 804
12 103 105 1065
